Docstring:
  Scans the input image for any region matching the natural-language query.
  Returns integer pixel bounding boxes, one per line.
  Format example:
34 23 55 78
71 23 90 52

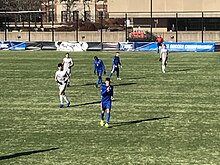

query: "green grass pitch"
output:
0 50 220 165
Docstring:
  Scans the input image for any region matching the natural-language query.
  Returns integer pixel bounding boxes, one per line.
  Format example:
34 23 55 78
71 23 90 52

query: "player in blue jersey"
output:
94 56 106 87
109 52 122 80
100 77 113 128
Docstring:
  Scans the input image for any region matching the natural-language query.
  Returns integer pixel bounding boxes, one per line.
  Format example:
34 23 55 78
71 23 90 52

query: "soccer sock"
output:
60 95 64 104
63 95 69 103
100 112 104 120
106 113 110 124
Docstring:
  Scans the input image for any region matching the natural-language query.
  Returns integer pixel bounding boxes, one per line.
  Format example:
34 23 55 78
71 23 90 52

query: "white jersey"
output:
63 57 73 72
160 48 168 60
55 70 67 83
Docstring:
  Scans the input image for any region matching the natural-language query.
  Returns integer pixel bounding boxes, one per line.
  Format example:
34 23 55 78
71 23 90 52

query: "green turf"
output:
0 50 219 165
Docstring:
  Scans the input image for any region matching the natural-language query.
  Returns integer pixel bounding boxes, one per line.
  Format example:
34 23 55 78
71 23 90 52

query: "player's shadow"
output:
126 77 146 80
109 116 169 128
0 147 59 160
174 68 199 72
113 82 136 86
72 101 101 107
71 100 117 107
70 83 95 87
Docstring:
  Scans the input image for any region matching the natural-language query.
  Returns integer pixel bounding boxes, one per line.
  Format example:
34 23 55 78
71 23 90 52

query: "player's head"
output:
57 63 63 70
65 53 70 58
105 77 111 86
162 44 166 49
116 52 120 56
94 56 99 61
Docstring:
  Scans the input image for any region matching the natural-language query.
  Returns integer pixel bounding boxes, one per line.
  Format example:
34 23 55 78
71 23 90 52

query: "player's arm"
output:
118 57 122 68
110 86 113 100
69 59 74 68
64 72 70 83
100 86 108 96
159 51 162 61
55 73 62 85
94 61 97 74
101 61 106 74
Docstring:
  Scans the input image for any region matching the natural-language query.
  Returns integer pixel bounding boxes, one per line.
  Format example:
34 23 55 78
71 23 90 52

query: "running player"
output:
108 52 122 80
100 77 113 128
160 44 168 73
94 56 106 88
63 53 74 87
55 63 70 108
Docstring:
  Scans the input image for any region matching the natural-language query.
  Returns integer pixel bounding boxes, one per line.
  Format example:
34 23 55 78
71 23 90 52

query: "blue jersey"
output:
94 59 105 72
100 84 113 103
112 56 121 66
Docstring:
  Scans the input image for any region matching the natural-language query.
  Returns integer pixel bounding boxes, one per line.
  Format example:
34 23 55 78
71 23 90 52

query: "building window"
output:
72 11 79 21
98 11 104 19
61 11 67 22
85 11 91 21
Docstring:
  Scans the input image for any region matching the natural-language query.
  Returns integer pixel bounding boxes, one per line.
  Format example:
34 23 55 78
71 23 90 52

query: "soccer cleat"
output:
67 102 70 107
67 84 70 87
117 77 121 80
105 123 109 128
59 104 63 108
100 120 104 126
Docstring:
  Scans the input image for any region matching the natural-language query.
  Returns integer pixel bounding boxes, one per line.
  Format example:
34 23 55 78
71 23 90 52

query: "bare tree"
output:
0 0 41 11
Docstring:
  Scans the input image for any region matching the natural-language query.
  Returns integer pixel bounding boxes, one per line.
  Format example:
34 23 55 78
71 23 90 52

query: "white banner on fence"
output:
55 42 88 52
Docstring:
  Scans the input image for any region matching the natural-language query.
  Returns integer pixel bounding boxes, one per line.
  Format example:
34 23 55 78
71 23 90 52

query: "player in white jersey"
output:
63 53 74 87
55 63 70 108
159 44 168 73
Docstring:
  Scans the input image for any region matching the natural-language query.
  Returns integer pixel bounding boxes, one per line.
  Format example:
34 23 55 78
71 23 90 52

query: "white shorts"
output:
58 82 66 93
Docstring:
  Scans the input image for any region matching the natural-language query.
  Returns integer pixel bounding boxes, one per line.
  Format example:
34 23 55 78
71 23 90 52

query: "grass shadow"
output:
109 116 169 128
71 100 117 107
0 147 59 160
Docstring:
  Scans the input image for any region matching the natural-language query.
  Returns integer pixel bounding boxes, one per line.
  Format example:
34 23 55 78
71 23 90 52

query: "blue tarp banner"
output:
120 42 215 52
135 42 157 51
0 41 26 50
164 42 215 52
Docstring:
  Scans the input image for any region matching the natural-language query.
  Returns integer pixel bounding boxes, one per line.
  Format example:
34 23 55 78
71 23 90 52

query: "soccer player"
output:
55 63 70 108
159 44 168 73
100 77 113 128
108 52 122 80
63 53 74 87
94 56 106 88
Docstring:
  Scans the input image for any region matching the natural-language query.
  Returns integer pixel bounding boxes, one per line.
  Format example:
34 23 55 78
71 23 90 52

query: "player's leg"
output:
95 71 100 88
157 43 160 53
108 65 115 78
116 67 121 80
67 69 71 87
165 57 168 67
59 85 65 108
61 85 70 107
100 102 105 126
161 57 166 73
98 70 103 85
104 102 111 128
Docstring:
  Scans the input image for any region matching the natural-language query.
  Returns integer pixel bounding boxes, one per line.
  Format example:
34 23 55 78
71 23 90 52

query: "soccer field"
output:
0 50 219 165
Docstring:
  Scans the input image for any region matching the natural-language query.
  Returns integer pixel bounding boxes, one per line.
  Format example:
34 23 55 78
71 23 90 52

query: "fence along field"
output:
0 51 219 164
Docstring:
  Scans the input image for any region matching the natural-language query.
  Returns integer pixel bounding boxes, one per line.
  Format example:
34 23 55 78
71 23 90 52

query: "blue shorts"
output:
101 101 111 110
97 70 103 77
